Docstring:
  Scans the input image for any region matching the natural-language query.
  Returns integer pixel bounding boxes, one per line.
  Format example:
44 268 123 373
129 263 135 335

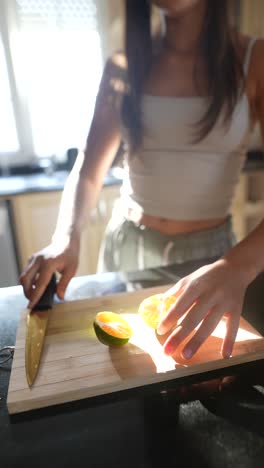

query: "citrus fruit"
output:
138 294 177 329
93 311 133 346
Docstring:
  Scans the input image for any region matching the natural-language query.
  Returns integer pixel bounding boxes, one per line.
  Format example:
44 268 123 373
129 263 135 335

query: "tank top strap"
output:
243 37 258 74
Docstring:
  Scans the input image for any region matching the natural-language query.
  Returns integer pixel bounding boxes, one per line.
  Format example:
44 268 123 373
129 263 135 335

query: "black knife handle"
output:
32 274 57 311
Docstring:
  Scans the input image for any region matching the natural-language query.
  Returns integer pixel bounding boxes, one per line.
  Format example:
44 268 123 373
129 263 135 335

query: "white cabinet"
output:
240 0 264 37
230 173 248 241
11 185 120 276
11 191 62 270
231 172 264 241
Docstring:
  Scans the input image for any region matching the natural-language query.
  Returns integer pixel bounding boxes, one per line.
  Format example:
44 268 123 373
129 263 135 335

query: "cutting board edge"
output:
50 284 175 310
7 347 264 415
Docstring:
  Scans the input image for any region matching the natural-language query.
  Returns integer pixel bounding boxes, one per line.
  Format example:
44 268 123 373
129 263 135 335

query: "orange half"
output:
138 294 177 329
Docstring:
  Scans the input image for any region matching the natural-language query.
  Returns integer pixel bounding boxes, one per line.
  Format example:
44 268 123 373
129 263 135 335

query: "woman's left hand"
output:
157 258 252 360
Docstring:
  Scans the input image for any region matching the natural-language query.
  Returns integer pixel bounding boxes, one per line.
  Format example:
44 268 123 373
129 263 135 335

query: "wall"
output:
96 0 124 60
97 1 163 61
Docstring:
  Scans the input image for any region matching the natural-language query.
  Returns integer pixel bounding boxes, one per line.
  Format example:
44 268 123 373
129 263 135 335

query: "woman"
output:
20 0 264 360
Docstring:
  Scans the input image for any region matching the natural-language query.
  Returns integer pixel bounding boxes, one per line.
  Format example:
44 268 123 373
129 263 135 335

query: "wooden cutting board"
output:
7 285 264 414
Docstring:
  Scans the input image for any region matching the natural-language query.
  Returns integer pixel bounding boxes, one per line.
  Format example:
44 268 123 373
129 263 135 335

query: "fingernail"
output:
223 350 232 359
164 343 173 355
157 326 164 335
182 348 192 360
57 290 64 300
223 345 233 359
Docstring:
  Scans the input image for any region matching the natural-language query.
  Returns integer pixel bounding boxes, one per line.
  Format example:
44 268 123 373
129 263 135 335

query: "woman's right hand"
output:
20 239 80 309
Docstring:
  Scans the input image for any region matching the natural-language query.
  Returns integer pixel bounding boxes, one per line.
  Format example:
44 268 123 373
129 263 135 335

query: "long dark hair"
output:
122 0 244 153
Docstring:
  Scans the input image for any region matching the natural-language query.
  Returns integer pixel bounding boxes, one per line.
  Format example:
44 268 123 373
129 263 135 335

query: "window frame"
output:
0 0 36 166
0 0 103 169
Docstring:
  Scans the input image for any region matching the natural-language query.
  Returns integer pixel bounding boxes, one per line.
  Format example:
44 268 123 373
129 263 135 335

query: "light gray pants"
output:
97 212 236 273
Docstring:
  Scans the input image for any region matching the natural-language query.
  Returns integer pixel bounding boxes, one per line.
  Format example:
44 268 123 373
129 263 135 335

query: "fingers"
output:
157 261 244 360
56 265 77 300
20 256 42 299
164 305 240 360
181 306 224 359
157 279 204 335
221 311 240 359
163 280 185 299
20 244 79 307
28 266 54 309
162 295 216 356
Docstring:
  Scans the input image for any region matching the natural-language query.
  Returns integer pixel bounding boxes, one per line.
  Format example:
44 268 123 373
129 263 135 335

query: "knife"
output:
25 274 57 387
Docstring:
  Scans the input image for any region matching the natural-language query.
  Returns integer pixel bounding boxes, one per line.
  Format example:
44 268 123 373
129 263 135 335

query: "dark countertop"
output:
0 167 123 198
1 261 264 468
0 151 263 198
245 150 264 172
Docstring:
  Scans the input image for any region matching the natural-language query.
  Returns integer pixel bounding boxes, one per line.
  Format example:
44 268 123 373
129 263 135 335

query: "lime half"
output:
93 311 132 346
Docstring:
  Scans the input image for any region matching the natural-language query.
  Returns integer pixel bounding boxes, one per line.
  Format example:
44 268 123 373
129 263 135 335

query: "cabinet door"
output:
11 185 120 276
240 0 264 35
230 174 248 241
11 191 62 271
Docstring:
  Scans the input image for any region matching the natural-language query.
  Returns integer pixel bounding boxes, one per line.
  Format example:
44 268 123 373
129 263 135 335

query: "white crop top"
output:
120 38 257 220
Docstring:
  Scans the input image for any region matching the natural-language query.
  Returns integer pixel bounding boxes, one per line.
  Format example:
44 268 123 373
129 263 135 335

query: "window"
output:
0 0 102 166
0 38 19 153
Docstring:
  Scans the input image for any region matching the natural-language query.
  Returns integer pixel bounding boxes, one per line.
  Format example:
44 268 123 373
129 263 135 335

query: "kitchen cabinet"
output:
11 185 120 276
234 0 264 239
231 171 264 241
246 171 264 233
230 173 248 241
239 0 264 36
0 200 19 286
11 191 62 271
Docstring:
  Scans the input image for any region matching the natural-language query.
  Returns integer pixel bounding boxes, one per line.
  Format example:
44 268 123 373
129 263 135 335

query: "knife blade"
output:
25 274 57 387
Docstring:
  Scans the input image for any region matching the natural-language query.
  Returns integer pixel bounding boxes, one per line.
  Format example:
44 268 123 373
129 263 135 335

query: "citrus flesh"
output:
138 294 177 329
94 311 133 346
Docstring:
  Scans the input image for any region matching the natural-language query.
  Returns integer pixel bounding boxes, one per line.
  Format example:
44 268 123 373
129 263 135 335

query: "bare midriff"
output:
126 207 227 235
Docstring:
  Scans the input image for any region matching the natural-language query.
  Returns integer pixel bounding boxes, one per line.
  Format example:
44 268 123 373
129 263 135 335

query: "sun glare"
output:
121 312 261 374
122 313 185 373
211 319 260 342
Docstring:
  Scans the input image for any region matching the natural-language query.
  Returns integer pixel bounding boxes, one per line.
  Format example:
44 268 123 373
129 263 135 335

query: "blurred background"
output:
0 0 263 287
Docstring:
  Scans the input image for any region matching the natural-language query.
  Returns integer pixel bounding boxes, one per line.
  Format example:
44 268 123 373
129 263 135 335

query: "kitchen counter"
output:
0 167 123 198
1 261 264 468
0 151 264 198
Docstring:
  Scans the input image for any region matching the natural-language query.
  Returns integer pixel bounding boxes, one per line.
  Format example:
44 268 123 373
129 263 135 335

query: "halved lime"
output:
93 311 133 346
